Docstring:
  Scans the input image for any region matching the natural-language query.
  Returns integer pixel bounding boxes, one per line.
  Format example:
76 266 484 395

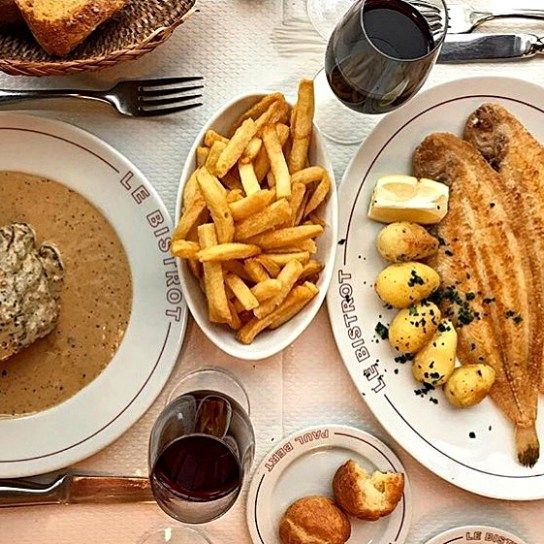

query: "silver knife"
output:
439 33 544 63
0 473 153 507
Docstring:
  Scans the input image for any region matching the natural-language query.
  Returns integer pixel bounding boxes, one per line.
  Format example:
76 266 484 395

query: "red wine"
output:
151 434 242 502
325 0 439 114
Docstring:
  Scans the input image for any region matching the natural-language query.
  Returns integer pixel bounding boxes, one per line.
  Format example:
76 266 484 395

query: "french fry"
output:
198 224 231 324
268 282 318 329
288 182 306 226
309 212 326 227
187 257 202 280
256 255 281 277
236 314 272 344
262 252 310 265
254 259 303 319
262 124 291 198
300 260 324 281
225 274 259 311
222 168 244 191
171 239 200 259
247 225 323 250
204 129 229 147
238 161 261 196
305 171 331 216
197 243 261 262
251 278 282 302
197 168 235 243
254 100 290 135
240 137 262 164
295 190 310 226
205 140 228 176
291 166 325 186
244 259 270 282
196 146 210 168
227 299 242 330
227 189 244 203
289 79 315 174
267 170 276 188
216 119 257 178
234 92 285 128
235 199 292 240
183 169 200 210
174 192 207 241
222 260 254 282
229 189 275 221
254 124 290 182
272 238 317 254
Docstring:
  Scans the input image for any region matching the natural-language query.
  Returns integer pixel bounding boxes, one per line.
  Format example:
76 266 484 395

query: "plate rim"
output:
246 423 412 544
424 525 529 544
0 112 188 477
326 76 544 500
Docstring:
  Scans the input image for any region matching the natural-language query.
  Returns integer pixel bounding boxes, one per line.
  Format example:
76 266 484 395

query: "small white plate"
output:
425 526 528 544
246 424 411 544
0 113 187 477
327 76 544 500
176 93 338 361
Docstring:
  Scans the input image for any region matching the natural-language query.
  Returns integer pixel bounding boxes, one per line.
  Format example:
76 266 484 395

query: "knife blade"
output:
0 474 154 507
439 33 544 63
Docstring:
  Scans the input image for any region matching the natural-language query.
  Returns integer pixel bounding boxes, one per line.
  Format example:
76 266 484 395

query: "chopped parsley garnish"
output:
375 322 389 340
407 270 425 287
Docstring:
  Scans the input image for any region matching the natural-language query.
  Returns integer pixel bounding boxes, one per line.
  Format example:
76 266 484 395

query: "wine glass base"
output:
139 527 213 544
313 69 380 146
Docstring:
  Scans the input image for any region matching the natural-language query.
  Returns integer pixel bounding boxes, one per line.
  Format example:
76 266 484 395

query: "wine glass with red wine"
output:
312 0 447 144
146 368 255 532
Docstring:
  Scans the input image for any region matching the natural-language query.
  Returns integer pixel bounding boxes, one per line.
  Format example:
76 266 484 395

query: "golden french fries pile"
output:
171 80 332 344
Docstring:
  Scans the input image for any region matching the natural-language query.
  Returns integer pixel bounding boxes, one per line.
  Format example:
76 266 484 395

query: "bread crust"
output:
333 460 404 521
279 495 351 544
14 0 127 56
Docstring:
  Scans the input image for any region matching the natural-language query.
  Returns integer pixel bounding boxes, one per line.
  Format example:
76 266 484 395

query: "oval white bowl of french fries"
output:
173 81 337 360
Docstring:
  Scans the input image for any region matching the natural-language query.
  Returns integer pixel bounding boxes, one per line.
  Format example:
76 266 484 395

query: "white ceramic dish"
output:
327 77 544 500
0 113 187 477
246 424 411 544
425 526 528 544
176 93 337 360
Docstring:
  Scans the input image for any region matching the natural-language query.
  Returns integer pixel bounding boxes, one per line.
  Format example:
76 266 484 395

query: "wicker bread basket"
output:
0 0 196 76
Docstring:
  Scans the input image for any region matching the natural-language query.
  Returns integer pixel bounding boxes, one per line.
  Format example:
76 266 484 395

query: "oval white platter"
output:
425 526 528 544
0 113 187 477
175 93 338 361
246 424 412 544
327 77 544 500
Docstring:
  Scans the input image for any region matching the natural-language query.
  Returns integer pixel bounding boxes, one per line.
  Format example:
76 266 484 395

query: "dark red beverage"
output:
325 0 440 114
151 435 241 502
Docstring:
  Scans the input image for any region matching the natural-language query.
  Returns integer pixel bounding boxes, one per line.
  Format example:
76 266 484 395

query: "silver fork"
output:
413 1 544 34
0 76 204 117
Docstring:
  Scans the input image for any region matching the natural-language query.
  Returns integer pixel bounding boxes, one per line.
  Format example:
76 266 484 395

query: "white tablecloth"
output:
0 1 543 543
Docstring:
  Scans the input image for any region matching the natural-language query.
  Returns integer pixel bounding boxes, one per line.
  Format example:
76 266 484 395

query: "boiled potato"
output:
444 364 496 408
412 320 457 386
375 262 440 309
377 222 439 263
389 302 441 354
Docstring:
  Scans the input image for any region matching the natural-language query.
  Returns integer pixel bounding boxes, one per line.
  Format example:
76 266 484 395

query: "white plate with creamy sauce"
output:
0 113 187 477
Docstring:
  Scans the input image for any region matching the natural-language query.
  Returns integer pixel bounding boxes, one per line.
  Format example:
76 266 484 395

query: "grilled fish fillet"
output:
464 103 544 394
413 133 540 467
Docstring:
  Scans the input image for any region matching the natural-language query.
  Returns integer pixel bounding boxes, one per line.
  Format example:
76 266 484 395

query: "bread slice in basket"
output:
14 0 128 56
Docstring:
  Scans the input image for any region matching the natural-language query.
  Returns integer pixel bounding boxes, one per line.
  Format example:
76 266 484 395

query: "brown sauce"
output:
0 172 133 416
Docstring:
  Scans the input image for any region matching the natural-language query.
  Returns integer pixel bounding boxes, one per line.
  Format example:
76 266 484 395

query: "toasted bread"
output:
14 0 128 56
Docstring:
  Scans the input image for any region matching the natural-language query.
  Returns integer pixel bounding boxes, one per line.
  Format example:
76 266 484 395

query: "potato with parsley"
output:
444 364 496 408
412 320 457 386
375 262 440 309
389 302 441 354
377 222 439 263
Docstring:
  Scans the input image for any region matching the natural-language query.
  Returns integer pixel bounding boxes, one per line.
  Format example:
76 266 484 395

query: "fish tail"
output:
516 425 540 467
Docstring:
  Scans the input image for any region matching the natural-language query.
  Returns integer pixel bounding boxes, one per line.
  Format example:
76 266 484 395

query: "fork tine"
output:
140 85 204 98
138 76 203 88
137 103 203 117
140 94 203 108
